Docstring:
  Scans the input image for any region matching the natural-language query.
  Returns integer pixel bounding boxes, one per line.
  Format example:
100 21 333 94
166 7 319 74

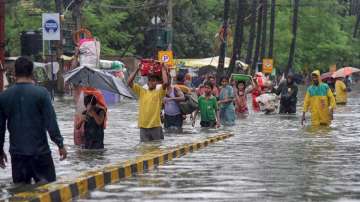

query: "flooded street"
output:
1 86 360 201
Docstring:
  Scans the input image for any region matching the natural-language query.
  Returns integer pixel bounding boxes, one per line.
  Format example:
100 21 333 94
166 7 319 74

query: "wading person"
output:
175 73 191 94
127 64 169 142
335 77 347 105
218 77 236 126
76 92 106 149
0 57 67 184
235 81 250 116
276 73 298 114
302 70 336 126
192 81 220 128
163 85 185 131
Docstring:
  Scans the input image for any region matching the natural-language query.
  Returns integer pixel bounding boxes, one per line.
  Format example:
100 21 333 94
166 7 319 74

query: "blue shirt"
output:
219 85 235 109
0 83 64 155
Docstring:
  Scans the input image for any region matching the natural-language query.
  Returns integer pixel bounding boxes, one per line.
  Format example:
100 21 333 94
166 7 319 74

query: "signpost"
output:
42 13 60 100
158 50 174 68
262 58 273 74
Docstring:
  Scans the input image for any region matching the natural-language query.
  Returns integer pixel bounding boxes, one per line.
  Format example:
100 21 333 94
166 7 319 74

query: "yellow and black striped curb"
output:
8 133 233 202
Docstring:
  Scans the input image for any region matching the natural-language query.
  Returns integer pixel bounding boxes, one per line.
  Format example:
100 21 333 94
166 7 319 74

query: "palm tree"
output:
252 1 263 73
354 11 360 38
260 0 267 61
217 0 230 81
245 0 258 74
286 0 300 76
228 0 246 76
268 0 276 58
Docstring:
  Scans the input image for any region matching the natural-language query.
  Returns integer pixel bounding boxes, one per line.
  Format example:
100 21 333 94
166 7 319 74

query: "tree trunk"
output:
228 0 246 77
354 11 360 38
55 0 65 93
286 0 300 76
217 0 230 81
260 0 267 61
245 0 258 74
268 0 276 58
0 0 4 91
252 1 263 74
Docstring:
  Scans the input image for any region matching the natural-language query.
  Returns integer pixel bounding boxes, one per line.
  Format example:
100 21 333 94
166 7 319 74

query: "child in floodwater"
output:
235 81 249 116
192 81 221 128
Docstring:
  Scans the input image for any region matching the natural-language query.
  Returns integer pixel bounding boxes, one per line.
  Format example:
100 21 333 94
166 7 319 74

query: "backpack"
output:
178 92 198 115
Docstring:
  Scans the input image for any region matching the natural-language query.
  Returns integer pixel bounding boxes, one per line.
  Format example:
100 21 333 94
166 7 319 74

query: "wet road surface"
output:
2 86 360 201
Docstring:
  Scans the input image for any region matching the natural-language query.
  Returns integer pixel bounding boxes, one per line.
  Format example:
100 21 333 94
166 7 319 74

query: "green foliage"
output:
3 0 360 73
5 0 49 55
273 0 359 73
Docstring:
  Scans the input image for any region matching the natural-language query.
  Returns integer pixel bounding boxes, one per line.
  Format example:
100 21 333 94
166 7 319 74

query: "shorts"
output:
200 120 216 128
11 153 56 184
140 127 164 142
164 114 183 129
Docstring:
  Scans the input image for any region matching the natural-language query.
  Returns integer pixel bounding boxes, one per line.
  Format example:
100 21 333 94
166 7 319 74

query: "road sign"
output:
42 13 60 40
158 50 174 68
262 58 273 74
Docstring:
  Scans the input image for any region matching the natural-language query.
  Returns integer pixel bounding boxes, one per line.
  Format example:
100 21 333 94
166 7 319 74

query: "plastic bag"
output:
79 39 101 68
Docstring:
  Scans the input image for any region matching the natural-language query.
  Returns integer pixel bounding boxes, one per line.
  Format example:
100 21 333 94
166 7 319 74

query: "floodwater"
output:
1 86 360 201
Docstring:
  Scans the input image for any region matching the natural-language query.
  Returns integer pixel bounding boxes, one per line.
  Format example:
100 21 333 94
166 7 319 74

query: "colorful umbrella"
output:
332 67 360 78
320 72 333 81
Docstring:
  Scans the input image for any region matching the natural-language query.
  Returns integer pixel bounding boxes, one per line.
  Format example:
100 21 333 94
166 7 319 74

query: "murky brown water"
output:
1 86 360 201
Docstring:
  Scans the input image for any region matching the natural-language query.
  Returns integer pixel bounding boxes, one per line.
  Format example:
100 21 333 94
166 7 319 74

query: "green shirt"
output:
198 95 218 122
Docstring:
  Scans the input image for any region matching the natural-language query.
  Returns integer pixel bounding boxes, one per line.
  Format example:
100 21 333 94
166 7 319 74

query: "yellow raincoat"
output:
335 80 347 104
303 70 336 126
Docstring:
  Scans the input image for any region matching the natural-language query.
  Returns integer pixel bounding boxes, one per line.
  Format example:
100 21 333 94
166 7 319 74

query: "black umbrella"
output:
64 66 135 99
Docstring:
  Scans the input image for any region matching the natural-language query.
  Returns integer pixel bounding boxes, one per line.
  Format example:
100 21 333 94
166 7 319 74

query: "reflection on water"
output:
1 86 360 201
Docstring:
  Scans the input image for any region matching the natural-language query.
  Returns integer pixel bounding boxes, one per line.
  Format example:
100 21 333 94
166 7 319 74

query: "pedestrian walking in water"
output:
218 77 236 126
192 81 220 128
197 75 220 98
163 85 185 131
335 77 347 105
302 70 336 126
0 57 67 184
235 81 250 116
275 73 298 114
76 91 107 149
127 64 169 142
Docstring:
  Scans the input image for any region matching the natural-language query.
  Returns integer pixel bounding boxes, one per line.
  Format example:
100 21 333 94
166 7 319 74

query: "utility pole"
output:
0 0 5 91
55 0 65 93
167 0 173 50
217 0 230 82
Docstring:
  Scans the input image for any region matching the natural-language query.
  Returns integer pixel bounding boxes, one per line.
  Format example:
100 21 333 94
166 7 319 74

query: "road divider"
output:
9 133 233 202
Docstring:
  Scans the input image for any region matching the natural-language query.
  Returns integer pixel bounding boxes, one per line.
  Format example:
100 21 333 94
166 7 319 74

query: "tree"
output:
354 11 360 37
216 0 230 81
268 0 276 57
286 0 300 75
245 0 258 73
228 0 246 76
252 1 263 73
260 0 268 61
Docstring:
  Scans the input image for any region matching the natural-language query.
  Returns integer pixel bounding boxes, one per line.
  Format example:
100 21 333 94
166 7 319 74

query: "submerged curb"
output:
8 133 233 202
